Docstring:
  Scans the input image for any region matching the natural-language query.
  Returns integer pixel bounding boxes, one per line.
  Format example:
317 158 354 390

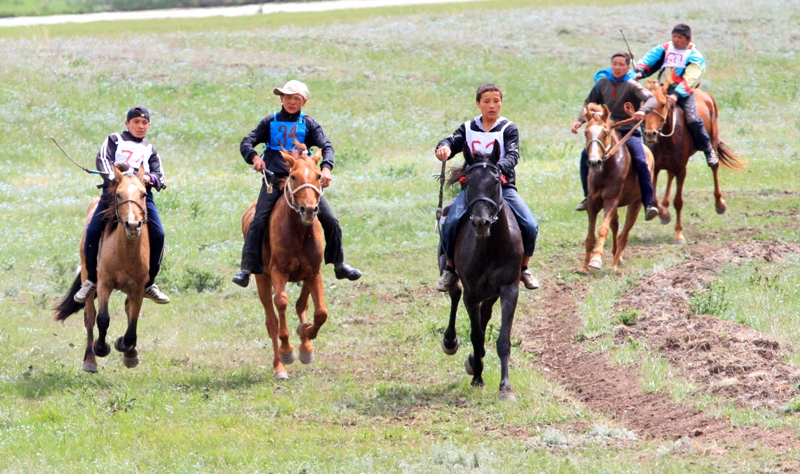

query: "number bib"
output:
268 112 307 151
113 133 152 172
464 118 511 160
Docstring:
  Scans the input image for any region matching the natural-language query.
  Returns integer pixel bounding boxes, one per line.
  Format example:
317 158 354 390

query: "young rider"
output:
635 23 718 166
232 80 361 287
435 83 539 292
74 106 170 304
571 52 659 221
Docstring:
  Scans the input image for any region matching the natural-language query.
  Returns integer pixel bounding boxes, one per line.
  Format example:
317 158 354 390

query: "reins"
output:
652 102 677 137
114 197 148 224
283 176 324 214
586 102 643 160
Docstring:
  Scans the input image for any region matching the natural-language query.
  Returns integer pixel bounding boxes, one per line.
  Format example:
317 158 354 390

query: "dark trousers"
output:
675 92 713 155
441 187 538 261
84 191 165 287
240 181 343 274
580 128 655 207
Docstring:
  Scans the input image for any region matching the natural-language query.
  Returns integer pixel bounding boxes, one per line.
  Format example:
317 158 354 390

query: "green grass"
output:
1 0 799 471
0 0 321 18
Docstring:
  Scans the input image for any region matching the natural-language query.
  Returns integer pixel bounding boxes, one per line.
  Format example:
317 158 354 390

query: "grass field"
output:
0 0 321 18
1 0 799 471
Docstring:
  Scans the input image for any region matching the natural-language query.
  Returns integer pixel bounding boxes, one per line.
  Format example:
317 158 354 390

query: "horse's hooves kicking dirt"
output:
299 351 314 364
82 362 97 373
441 337 460 355
498 390 516 403
465 354 474 376
280 351 297 365
589 259 602 269
123 356 139 368
716 204 727 215
274 371 289 380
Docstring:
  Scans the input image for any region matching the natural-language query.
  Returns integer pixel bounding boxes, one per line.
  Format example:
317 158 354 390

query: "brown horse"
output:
580 103 657 273
643 80 744 243
241 147 327 380
55 164 150 372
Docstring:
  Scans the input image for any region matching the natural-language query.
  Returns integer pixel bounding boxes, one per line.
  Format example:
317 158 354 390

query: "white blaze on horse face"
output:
587 124 605 164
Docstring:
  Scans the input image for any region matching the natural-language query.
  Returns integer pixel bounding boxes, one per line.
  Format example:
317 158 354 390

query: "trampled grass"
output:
1 0 799 471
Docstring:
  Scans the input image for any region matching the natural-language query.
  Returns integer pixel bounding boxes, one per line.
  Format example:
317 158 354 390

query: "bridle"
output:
464 161 503 224
283 174 324 214
650 92 677 138
113 178 148 225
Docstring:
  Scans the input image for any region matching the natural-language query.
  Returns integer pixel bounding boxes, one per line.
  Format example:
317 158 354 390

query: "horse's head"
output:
111 164 148 240
461 140 503 239
280 145 324 225
583 103 613 172
643 80 671 143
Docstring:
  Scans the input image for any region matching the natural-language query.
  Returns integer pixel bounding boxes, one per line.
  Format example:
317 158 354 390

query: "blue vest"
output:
268 112 307 151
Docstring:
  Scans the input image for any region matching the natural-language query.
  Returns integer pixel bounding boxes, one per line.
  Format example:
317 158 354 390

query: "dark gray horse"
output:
439 142 523 402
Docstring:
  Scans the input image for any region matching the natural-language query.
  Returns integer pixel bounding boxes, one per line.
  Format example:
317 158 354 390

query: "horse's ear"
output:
490 140 501 164
583 106 592 123
602 105 610 122
462 142 474 164
136 165 145 180
280 150 295 169
113 166 123 183
311 149 322 166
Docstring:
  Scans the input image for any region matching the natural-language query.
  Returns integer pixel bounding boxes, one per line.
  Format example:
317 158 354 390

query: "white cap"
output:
273 80 309 99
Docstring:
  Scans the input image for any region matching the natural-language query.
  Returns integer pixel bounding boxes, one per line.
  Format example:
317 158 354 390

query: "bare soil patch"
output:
517 240 800 454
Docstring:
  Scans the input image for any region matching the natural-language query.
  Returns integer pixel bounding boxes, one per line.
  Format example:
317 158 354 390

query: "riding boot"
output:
687 121 717 166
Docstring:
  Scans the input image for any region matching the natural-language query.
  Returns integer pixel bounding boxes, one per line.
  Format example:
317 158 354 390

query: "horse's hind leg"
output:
82 298 98 373
611 202 642 271
93 283 112 359
610 210 620 260
114 295 142 368
297 272 327 365
442 282 462 355
673 171 687 244
653 169 671 224
256 274 288 379
497 285 519 402
710 160 727 214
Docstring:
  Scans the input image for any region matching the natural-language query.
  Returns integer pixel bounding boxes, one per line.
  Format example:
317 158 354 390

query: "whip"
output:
50 136 107 175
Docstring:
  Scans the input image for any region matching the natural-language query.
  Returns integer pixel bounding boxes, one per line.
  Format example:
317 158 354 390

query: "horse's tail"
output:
54 273 85 321
717 141 745 171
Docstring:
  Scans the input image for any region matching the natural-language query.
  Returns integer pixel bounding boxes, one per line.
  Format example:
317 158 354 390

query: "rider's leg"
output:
679 94 717 166
143 193 169 303
437 189 468 292
577 148 589 211
623 129 658 221
75 196 111 303
233 182 281 287
502 188 540 290
317 196 361 281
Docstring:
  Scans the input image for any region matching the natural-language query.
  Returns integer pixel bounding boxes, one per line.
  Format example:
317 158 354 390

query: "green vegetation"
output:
0 0 799 471
0 0 319 18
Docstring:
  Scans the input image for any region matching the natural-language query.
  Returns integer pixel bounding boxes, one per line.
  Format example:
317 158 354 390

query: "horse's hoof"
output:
499 390 517 403
576 268 590 276
123 356 139 369
274 371 289 380
114 336 126 353
465 354 475 376
82 362 98 373
660 214 672 225
442 337 460 356
280 351 297 365
299 351 314 365
674 237 687 245
93 341 111 358
589 259 602 269
716 204 727 215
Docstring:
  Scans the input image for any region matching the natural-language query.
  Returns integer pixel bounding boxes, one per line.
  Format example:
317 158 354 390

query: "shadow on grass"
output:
173 364 269 392
348 380 472 418
3 364 113 399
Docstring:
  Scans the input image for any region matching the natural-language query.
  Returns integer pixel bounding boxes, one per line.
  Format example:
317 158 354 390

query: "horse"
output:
241 147 327 380
643 80 744 243
55 164 150 372
580 103 657 273
439 141 522 402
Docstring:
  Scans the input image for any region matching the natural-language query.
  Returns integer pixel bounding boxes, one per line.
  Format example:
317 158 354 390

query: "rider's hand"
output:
668 94 678 105
635 72 643 80
571 121 584 134
252 156 265 172
435 146 451 162
320 167 333 188
140 174 152 186
633 111 645 121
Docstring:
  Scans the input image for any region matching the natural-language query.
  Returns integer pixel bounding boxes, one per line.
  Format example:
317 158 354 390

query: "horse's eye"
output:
141 192 146 199
115 194 121 200
317 174 322 181
290 175 296 181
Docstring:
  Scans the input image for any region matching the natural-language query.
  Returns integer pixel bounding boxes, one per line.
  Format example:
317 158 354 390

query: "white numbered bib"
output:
464 118 511 160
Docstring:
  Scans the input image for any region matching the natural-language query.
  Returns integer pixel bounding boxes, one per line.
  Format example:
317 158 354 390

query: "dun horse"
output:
242 147 328 380
580 103 657 273
439 142 522 402
55 164 150 372
643 80 744 243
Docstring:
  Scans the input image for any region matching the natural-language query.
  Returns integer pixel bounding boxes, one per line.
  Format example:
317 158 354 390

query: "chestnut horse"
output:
643 80 744 243
55 164 150 372
241 147 327 380
439 142 522 402
580 103 657 273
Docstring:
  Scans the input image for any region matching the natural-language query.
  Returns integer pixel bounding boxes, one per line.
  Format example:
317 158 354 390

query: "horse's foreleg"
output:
610 210 620 259
442 282 462 355
662 172 674 211
271 273 296 365
581 210 599 274
612 202 642 271
256 273 287 379
652 169 671 224
93 283 112 358
298 272 328 365
497 284 519 402
82 298 98 373
114 294 142 368
463 293 484 387
590 203 619 270
674 171 687 244
710 161 727 214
